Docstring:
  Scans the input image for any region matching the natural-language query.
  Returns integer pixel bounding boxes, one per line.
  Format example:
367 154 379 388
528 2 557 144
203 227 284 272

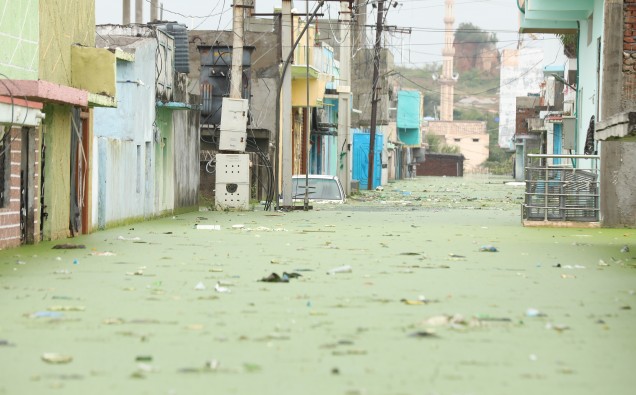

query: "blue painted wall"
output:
92 40 160 228
353 130 383 189
397 90 422 147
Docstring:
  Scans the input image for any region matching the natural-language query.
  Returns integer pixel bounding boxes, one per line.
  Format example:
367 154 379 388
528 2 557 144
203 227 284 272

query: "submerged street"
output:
1 175 634 395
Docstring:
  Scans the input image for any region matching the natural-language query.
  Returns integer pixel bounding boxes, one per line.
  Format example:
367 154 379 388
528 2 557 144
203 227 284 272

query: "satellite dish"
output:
432 73 438 81
452 73 459 81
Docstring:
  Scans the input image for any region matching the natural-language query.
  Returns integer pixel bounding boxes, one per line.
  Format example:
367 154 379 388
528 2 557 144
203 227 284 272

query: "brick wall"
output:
625 0 636 108
0 127 40 249
0 128 24 248
416 153 464 177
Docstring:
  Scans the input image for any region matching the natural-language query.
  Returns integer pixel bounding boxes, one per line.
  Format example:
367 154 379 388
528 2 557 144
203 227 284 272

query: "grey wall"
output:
187 19 280 134
173 73 200 209
600 141 636 227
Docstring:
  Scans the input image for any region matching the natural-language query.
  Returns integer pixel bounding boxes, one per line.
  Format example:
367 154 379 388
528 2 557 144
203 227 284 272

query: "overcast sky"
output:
95 0 564 67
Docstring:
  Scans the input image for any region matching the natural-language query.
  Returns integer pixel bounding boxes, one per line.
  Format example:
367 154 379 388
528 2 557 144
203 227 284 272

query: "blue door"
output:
353 131 382 189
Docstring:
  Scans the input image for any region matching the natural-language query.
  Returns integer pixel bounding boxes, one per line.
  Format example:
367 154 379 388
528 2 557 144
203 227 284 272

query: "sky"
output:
95 0 565 68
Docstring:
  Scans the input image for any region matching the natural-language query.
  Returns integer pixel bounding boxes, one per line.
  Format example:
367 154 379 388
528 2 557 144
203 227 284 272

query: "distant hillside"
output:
393 65 500 119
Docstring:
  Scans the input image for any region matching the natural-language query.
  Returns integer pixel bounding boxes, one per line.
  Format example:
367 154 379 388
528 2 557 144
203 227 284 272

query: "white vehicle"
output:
291 175 346 204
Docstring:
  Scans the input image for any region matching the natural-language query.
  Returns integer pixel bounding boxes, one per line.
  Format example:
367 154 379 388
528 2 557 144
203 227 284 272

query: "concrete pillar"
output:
123 0 130 24
281 0 293 207
230 0 244 99
338 1 352 195
135 0 143 24
150 0 159 22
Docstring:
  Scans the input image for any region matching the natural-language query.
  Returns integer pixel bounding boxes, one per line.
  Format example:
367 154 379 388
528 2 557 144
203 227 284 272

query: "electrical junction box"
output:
215 153 250 184
220 97 248 132
219 130 247 152
562 116 576 150
215 182 249 210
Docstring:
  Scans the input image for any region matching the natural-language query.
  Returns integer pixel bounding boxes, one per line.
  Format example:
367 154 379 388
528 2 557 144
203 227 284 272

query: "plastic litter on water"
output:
196 224 221 230
194 282 206 290
479 245 498 252
327 265 352 275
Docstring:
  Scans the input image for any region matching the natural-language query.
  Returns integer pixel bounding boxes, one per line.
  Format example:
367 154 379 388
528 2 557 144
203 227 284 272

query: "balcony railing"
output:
523 154 600 225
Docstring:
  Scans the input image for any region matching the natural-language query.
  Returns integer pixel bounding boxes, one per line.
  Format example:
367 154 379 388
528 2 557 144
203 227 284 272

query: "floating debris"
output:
41 353 73 364
327 265 352 275
47 306 85 312
91 251 116 256
194 282 206 291
409 329 438 338
52 244 85 250
479 245 498 252
214 282 231 293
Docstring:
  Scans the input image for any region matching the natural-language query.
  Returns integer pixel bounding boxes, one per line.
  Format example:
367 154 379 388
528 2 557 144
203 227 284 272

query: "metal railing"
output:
523 154 600 223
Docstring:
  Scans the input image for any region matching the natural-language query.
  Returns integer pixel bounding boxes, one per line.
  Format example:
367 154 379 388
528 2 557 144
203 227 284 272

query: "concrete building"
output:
498 48 545 150
518 0 636 227
426 120 489 173
0 0 116 247
93 24 200 229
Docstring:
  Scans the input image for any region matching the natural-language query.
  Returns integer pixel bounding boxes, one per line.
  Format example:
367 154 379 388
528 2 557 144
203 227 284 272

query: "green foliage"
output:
454 22 498 46
425 134 461 154
557 33 577 58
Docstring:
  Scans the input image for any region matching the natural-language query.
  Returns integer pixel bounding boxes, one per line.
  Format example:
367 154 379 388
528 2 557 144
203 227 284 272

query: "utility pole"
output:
123 0 131 24
367 0 384 190
281 0 293 207
230 0 245 99
337 1 352 195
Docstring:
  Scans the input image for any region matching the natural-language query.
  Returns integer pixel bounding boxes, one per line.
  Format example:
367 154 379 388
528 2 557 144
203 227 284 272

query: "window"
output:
454 138 461 142
472 138 480 142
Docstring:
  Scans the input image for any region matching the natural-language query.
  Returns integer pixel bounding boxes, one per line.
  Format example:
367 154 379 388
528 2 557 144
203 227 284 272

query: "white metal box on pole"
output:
219 131 247 151
215 182 250 210
215 154 250 183
220 98 248 132
215 153 250 210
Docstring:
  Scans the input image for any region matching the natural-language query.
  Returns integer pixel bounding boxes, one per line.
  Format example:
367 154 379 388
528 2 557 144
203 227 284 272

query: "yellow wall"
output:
291 78 327 107
71 46 116 96
39 0 95 85
41 104 72 240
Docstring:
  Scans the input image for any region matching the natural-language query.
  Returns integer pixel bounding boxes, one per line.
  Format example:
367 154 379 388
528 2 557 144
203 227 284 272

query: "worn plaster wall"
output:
600 141 636 227
41 104 72 240
39 0 95 86
172 107 200 209
0 0 39 80
92 42 157 228
71 46 116 97
155 108 174 214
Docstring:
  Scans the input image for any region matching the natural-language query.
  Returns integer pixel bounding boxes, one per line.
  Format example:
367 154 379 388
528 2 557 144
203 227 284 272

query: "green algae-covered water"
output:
1 176 634 395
